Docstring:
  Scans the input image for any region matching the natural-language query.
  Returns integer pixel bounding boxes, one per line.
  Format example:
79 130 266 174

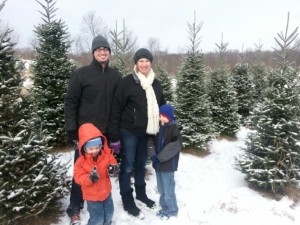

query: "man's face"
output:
93 47 110 63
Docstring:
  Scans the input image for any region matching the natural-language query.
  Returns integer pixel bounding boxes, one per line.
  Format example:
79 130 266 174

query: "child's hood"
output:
78 123 110 156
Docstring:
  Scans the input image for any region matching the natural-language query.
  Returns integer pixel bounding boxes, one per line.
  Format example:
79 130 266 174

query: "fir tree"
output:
0 119 70 224
110 19 136 75
208 37 239 137
232 53 255 123
175 15 213 150
250 42 270 105
0 2 70 223
238 14 300 193
155 62 173 104
0 33 25 131
32 0 76 147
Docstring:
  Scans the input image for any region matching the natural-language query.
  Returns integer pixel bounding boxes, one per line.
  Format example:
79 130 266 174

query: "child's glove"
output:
108 164 120 175
110 141 121 154
89 167 99 182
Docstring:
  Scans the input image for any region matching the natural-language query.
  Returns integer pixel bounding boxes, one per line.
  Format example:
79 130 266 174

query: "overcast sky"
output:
1 0 300 53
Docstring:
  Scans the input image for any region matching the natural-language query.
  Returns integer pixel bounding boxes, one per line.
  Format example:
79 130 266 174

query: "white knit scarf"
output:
134 66 160 134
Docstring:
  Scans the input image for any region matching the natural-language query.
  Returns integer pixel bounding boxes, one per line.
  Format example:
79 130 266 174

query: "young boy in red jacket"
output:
74 123 119 225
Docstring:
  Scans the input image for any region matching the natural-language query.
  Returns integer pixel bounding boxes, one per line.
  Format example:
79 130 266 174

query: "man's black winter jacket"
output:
65 58 122 135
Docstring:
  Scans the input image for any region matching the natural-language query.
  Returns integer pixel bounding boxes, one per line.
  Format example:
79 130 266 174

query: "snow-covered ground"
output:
52 127 300 225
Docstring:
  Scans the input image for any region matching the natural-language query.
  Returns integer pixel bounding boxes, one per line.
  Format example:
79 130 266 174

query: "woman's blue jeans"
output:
156 171 178 216
119 128 149 195
86 194 114 225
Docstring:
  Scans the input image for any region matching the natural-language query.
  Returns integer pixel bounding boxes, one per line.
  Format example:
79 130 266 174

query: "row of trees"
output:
0 0 71 224
174 13 300 195
1 0 300 223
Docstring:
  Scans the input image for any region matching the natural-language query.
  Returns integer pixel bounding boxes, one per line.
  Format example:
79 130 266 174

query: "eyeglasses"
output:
95 47 109 52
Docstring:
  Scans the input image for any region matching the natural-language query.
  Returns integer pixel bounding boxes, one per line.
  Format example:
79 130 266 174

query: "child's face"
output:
85 145 101 157
160 114 170 125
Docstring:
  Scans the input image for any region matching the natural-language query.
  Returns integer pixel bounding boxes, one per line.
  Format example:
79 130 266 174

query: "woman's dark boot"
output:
121 190 140 216
135 184 156 208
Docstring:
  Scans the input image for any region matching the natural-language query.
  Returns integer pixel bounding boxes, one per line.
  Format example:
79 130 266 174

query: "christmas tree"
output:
238 14 300 193
0 1 70 223
110 19 136 76
250 43 270 105
232 53 255 123
32 0 76 147
156 62 173 104
208 38 239 137
175 15 213 150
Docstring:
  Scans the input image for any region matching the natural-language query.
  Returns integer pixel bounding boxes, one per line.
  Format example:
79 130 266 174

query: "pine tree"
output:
0 2 70 223
0 119 70 224
208 38 239 137
0 34 26 131
238 14 300 193
175 15 213 150
232 53 255 123
156 62 173 104
32 0 76 147
110 19 136 75
250 42 270 105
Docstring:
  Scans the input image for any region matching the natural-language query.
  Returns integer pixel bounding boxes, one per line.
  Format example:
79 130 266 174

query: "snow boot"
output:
156 209 170 220
135 184 156 208
121 190 141 217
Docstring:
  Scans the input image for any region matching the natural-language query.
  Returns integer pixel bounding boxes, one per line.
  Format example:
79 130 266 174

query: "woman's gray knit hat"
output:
133 48 153 64
91 35 111 53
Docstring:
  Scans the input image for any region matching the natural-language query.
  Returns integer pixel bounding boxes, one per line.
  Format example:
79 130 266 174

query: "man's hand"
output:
66 130 78 147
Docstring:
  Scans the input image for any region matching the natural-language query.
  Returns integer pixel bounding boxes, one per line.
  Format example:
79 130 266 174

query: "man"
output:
64 35 122 225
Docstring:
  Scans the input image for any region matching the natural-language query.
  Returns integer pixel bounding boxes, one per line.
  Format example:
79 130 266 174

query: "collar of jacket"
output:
161 120 176 128
131 72 141 84
92 57 109 71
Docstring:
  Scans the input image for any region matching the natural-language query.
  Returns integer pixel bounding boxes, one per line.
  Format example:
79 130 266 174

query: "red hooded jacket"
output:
74 123 117 201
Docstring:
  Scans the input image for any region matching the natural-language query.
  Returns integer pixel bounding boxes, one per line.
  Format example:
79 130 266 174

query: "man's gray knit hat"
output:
91 35 111 53
133 48 153 64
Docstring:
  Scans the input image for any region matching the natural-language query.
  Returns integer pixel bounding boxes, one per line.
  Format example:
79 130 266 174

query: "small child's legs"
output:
87 194 114 225
156 171 178 216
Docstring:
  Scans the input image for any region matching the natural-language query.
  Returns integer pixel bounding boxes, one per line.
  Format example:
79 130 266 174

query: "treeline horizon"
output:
15 47 300 76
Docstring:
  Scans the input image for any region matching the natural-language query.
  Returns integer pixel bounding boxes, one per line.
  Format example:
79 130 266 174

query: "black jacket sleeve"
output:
64 71 81 131
108 79 125 142
157 125 182 162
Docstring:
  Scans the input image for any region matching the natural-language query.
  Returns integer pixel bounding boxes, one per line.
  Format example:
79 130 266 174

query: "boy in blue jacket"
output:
148 104 182 219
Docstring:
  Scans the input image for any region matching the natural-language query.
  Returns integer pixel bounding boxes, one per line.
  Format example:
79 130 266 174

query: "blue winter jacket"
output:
148 121 182 172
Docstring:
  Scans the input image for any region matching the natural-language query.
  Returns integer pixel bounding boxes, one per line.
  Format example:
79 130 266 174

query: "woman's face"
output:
136 58 151 75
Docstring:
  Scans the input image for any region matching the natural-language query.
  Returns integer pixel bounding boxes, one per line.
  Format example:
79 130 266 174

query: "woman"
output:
109 48 165 217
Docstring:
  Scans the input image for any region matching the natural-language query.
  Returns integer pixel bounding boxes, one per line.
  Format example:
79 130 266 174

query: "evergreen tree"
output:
238 14 300 193
0 119 70 224
175 15 213 150
155 62 173 104
0 2 70 223
0 33 26 131
32 0 76 147
208 38 239 137
110 19 136 75
250 43 270 104
232 53 255 123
